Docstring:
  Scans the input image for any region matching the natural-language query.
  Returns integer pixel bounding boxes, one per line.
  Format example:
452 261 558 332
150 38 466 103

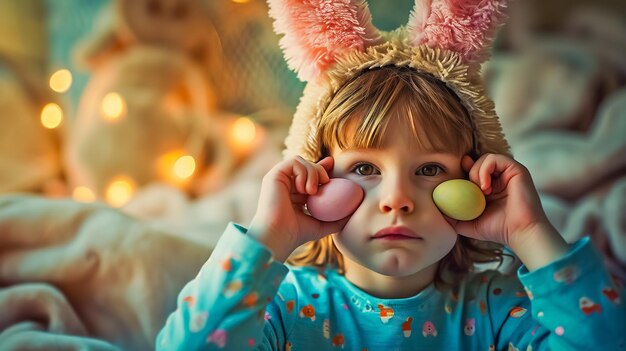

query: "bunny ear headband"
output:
268 0 511 161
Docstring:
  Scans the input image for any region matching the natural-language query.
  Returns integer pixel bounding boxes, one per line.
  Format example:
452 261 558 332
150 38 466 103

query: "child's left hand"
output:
451 154 562 254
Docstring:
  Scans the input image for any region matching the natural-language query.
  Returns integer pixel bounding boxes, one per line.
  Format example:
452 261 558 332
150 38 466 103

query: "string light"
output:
41 103 63 129
158 150 197 184
174 155 196 179
73 186 96 202
229 117 256 152
49 69 73 93
101 92 126 121
105 176 136 207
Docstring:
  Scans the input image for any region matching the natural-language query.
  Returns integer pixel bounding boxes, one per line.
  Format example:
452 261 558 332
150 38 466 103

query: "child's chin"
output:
373 255 428 277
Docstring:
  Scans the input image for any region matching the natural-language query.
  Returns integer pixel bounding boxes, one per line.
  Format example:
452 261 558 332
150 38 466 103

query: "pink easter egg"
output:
306 178 364 222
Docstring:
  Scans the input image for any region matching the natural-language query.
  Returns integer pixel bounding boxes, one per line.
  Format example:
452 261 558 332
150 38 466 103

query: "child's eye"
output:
351 163 379 176
416 164 444 176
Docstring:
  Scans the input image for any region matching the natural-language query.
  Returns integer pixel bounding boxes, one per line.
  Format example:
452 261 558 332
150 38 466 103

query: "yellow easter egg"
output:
432 179 486 221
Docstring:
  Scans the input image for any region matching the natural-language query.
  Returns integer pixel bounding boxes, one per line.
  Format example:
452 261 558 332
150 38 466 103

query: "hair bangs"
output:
319 67 475 157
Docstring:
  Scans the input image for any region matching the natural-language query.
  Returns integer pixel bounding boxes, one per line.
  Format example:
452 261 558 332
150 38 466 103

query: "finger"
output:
319 216 351 236
306 167 319 195
270 157 306 194
468 154 488 188
461 154 474 175
290 159 309 194
317 157 334 176
306 158 332 193
479 162 495 195
478 154 511 195
470 154 496 195
315 157 333 184
295 157 320 195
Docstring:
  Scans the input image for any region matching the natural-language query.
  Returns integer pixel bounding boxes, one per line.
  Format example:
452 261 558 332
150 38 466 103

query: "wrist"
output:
247 220 298 263
509 220 569 271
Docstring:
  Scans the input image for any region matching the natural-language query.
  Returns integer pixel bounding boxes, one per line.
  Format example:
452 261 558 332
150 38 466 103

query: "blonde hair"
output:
288 67 503 286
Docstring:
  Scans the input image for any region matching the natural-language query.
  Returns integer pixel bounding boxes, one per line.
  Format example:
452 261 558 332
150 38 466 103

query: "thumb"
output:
319 215 351 236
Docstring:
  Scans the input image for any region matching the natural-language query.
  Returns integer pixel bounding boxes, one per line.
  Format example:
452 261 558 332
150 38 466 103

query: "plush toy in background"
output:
0 55 63 195
65 0 235 205
64 45 226 204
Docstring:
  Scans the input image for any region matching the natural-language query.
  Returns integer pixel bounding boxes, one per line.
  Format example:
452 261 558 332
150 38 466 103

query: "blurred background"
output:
0 0 625 259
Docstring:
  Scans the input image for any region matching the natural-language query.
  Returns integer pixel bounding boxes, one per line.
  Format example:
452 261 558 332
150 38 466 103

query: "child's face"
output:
330 117 464 283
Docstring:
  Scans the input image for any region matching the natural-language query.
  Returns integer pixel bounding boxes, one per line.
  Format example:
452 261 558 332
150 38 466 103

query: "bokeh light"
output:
49 69 73 93
101 92 126 121
41 103 63 129
158 150 197 184
229 117 256 151
105 176 135 207
174 155 196 179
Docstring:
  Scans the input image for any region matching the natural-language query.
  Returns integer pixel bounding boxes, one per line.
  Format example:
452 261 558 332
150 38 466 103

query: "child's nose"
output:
379 177 414 214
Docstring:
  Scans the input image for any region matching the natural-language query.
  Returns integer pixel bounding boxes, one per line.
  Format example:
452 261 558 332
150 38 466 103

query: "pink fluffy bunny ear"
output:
268 0 382 82
407 0 508 63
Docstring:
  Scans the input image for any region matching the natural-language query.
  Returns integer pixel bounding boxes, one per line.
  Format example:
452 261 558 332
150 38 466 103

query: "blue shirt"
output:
157 223 625 350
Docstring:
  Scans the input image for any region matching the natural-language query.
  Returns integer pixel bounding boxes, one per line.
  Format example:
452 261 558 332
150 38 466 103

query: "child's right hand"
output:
248 156 350 262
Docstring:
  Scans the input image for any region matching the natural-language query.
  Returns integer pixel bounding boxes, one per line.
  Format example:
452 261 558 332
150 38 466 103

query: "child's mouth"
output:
373 234 419 241
371 226 422 240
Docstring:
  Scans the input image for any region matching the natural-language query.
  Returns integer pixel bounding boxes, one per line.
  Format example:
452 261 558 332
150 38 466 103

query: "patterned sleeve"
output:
156 222 290 351
492 237 626 350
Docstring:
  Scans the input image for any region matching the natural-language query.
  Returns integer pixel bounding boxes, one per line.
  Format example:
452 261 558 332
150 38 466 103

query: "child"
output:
157 1 625 350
